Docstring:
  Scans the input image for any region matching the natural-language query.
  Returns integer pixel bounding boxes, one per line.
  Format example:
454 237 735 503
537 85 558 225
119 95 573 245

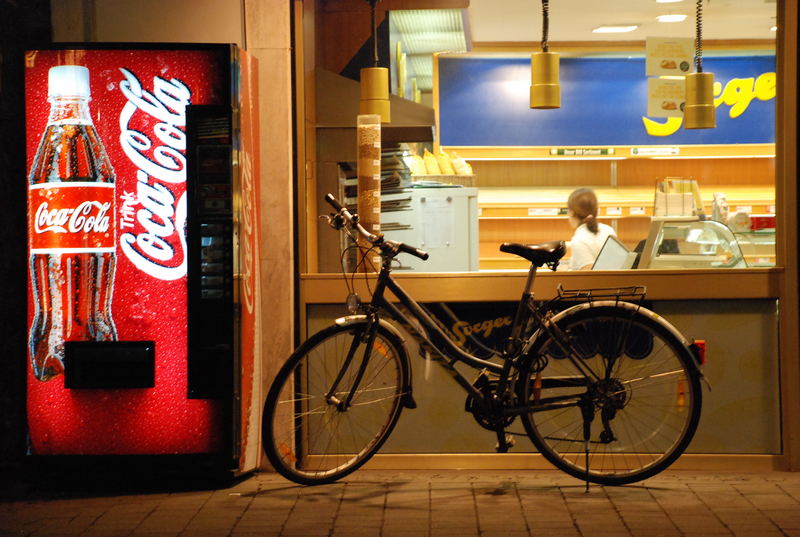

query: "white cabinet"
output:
381 187 479 272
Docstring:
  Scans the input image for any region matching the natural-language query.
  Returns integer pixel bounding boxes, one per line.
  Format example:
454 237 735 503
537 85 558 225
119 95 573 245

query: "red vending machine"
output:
24 44 262 473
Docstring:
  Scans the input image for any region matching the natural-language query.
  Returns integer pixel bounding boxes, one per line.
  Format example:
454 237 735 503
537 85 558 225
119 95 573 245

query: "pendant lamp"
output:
684 0 715 129
360 0 391 123
530 0 560 109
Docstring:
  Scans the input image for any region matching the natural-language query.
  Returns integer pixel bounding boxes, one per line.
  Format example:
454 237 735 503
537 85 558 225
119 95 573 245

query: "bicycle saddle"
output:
500 240 566 266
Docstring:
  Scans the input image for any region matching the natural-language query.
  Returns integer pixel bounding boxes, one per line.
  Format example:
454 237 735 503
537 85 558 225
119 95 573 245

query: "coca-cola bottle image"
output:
28 65 117 381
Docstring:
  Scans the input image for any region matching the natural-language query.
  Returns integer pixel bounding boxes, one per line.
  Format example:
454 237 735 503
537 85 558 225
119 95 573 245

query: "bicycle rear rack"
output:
555 284 647 305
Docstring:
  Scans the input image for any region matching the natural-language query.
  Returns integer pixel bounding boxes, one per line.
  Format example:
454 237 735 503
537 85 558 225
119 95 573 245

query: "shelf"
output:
300 269 783 302
442 144 776 160
480 213 653 220
477 186 776 219
410 174 476 187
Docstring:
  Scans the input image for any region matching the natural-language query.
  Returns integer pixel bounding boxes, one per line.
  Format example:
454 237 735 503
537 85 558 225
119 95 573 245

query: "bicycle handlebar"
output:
395 241 429 261
324 193 377 242
324 192 344 212
324 193 429 261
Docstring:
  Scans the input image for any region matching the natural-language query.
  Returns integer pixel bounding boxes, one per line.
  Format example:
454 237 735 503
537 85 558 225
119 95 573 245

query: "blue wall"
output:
438 55 776 147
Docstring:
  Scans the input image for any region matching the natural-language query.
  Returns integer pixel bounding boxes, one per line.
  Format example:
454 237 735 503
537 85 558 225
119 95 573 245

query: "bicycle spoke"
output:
350 391 410 407
520 306 701 485
263 323 406 484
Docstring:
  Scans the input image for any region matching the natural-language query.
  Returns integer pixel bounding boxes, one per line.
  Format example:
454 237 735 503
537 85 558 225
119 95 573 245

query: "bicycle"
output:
262 193 706 487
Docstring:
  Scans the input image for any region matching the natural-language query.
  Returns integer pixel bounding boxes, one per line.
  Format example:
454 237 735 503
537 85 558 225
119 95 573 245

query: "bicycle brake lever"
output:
319 213 345 230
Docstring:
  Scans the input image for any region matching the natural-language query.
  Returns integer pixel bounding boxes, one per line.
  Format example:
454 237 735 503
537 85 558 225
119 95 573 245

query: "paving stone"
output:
381 531 430 537
480 531 530 537
134 528 194 536
3 470 800 537
679 532 733 536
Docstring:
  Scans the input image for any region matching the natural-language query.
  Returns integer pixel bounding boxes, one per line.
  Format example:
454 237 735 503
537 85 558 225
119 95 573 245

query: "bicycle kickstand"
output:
494 428 515 453
579 398 595 493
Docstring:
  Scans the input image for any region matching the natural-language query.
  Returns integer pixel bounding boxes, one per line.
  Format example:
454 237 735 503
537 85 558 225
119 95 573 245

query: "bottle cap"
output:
48 65 91 98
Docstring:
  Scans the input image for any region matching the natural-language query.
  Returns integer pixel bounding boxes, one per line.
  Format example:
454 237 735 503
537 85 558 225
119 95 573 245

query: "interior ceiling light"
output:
684 0 715 129
657 14 688 22
770 25 778 31
530 0 560 109
360 0 391 123
592 25 639 33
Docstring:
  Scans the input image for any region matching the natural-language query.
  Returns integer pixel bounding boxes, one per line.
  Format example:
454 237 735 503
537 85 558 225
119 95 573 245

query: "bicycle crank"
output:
465 371 516 431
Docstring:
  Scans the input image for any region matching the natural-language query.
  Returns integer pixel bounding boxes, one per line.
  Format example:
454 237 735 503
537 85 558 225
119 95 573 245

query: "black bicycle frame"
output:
369 268 500 405
361 256 575 411
343 244 653 422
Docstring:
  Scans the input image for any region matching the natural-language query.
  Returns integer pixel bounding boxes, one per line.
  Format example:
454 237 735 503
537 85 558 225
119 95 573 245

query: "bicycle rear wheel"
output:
262 320 409 485
518 305 702 485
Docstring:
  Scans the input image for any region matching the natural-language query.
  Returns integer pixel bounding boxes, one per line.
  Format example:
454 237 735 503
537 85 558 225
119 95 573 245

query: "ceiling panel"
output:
467 0 778 43
391 0 777 94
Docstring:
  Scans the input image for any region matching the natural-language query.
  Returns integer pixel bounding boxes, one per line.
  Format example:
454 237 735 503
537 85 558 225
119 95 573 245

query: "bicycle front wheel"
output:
518 305 702 485
262 320 409 485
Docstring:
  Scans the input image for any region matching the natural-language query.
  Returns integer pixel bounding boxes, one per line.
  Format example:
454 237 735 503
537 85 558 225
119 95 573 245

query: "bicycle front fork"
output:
325 319 379 411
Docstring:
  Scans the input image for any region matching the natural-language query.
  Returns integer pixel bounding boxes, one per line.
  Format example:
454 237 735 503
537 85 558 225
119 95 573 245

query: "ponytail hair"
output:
568 188 600 234
583 214 599 234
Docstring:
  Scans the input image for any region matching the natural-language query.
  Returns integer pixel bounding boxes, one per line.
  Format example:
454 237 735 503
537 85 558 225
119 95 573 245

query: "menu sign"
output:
646 37 694 77
647 77 686 118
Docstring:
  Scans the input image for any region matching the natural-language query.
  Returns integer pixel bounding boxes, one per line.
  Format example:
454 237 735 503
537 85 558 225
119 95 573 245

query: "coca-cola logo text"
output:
117 68 191 281
34 200 111 234
240 152 255 314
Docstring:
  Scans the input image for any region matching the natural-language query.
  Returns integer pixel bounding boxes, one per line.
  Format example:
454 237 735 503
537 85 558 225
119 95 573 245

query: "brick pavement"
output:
1 470 800 537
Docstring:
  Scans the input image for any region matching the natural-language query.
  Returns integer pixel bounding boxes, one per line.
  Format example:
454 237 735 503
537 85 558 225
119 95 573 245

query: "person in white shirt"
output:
567 188 616 270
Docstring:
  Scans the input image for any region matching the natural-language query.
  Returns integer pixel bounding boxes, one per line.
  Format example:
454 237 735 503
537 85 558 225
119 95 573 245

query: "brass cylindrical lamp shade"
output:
684 72 716 129
530 51 561 109
360 67 391 123
360 98 391 120
360 67 389 99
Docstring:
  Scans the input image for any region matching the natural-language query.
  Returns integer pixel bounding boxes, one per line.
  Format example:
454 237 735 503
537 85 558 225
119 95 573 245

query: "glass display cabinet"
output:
734 230 776 267
638 217 748 269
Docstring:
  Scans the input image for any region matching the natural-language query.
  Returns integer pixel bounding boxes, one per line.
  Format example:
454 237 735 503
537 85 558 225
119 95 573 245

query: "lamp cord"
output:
695 0 704 73
370 0 379 67
541 0 550 52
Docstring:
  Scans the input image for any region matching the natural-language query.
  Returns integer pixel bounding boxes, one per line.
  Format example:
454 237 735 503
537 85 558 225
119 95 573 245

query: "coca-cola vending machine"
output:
24 44 262 473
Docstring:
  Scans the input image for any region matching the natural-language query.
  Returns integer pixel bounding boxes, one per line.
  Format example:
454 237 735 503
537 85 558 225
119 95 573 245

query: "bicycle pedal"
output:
494 434 515 452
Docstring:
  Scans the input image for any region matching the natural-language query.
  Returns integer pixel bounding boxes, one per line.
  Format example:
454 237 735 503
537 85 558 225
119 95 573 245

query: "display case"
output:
735 230 776 267
638 217 748 269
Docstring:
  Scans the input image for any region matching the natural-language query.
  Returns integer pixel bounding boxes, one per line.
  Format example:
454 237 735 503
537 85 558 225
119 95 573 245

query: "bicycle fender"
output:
335 315 406 342
334 315 417 409
524 300 704 370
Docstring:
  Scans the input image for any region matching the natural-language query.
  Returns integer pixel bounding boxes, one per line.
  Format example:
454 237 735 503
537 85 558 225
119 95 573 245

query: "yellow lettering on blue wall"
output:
643 71 776 135
754 72 777 101
643 117 683 136
718 77 756 118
